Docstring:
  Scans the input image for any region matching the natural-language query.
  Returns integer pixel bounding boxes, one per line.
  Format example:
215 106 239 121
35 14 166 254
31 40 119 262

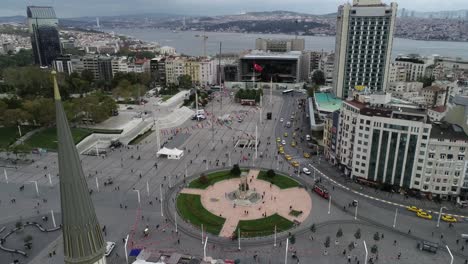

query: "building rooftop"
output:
315 92 342 112
430 122 468 140
430 106 447 113
27 6 57 19
423 85 445 92
241 50 302 60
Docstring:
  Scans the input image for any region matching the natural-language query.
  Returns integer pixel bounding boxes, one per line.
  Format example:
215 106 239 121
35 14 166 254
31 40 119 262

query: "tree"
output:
324 236 330 248
289 234 296 244
0 100 7 120
23 235 33 249
417 76 435 88
81 69 94 83
336 228 343 238
373 232 380 241
310 224 316 233
311 70 326 85
354 228 361 240
231 164 241 176
371 244 378 254
348 241 355 251
22 98 55 126
3 66 53 98
2 109 31 126
178 74 192 89
266 169 276 178
198 173 209 185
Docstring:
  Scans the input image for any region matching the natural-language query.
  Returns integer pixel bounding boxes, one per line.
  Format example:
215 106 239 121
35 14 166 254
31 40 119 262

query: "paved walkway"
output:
180 169 312 238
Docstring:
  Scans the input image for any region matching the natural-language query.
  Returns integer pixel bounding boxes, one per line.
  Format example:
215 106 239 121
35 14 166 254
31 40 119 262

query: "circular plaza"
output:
176 167 312 238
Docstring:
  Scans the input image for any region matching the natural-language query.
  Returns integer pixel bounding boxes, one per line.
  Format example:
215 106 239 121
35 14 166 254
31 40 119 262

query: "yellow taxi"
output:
279 148 285 154
303 152 311 158
292 132 297 137
285 155 292 161
284 132 288 137
441 215 457 223
291 141 297 147
406 206 422 213
291 161 300 167
416 211 433 220
276 137 281 143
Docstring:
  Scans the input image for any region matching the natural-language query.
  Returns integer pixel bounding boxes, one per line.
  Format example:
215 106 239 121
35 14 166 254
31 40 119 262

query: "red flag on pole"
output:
254 63 263 72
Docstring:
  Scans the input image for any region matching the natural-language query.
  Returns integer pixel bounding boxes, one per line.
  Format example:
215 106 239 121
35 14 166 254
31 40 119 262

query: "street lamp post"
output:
203 236 208 260
124 234 129 264
133 190 141 205
175 211 178 233
238 228 241 250
328 195 331 215
446 245 454 264
146 181 150 196
354 200 359 220
160 184 164 217
363 240 368 264
4 169 8 184
274 225 277 247
393 208 398 228
284 238 289 264
28 181 39 196
437 206 447 228
95 177 99 192
201 224 204 244
48 173 52 186
50 210 56 228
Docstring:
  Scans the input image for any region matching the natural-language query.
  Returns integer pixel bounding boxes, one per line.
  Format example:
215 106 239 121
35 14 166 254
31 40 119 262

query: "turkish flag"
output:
254 63 263 72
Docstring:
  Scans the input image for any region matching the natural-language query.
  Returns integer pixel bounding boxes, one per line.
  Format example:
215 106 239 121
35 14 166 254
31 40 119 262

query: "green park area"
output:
21 127 91 151
176 193 226 235
188 170 241 189
0 126 35 149
235 213 294 238
257 171 300 189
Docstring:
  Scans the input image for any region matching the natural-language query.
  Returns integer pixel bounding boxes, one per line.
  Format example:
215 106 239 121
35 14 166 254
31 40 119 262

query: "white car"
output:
105 242 116 257
280 118 284 123
303 168 311 175
282 140 286 145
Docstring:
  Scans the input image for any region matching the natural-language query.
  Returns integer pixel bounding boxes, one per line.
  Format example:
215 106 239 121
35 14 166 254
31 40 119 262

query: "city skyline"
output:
1 0 468 17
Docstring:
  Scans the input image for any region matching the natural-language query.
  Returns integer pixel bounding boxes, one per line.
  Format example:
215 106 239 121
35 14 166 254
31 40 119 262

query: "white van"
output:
306 135 311 141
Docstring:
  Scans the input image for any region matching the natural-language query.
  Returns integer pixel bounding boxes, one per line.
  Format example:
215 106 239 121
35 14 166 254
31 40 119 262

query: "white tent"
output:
156 147 184 160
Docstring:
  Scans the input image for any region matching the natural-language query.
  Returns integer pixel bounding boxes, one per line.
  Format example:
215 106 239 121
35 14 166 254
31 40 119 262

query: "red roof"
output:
430 106 447 113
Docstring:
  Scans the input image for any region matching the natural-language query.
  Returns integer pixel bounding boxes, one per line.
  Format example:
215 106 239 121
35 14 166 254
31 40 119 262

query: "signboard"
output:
355 85 366 91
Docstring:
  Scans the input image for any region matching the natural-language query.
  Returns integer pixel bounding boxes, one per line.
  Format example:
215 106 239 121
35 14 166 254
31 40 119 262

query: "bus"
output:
282 89 294 95
313 184 329 199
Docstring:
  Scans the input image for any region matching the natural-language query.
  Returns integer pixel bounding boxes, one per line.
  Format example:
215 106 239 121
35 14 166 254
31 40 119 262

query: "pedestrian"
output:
397 252 401 259
393 240 397 246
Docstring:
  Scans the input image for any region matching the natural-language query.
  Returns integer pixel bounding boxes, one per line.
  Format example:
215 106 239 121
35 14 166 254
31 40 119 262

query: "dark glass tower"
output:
27 6 62 67
53 71 107 264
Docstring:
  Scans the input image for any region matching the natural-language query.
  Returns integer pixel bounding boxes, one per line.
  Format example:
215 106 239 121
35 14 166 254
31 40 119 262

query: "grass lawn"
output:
235 214 294 238
177 193 225 235
0 126 36 150
129 129 153 145
161 94 174 102
22 127 92 151
257 171 299 189
189 170 240 189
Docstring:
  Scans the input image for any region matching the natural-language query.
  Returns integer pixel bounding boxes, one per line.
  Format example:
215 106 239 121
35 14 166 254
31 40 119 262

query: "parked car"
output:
303 168 311 175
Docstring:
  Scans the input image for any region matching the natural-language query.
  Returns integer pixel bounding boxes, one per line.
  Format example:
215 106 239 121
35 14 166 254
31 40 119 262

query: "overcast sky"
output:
3 0 468 17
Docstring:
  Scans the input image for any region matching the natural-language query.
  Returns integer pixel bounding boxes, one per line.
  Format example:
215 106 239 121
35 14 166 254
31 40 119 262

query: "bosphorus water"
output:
108 28 468 59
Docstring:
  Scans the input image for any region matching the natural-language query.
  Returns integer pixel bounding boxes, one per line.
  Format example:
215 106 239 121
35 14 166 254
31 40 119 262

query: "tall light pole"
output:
95 177 99 192
4 169 8 184
284 238 289 264
175 211 178 233
228 152 232 167
203 236 208 260
238 228 241 250
437 206 447 228
50 210 56 228
146 181 150 196
363 240 368 264
133 190 141 205
124 234 129 264
273 225 278 247
393 208 398 228
201 224 204 244
354 201 359 220
255 125 258 159
328 196 331 215
160 184 164 217
155 119 161 151
48 173 52 186
28 181 39 196
446 245 454 264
